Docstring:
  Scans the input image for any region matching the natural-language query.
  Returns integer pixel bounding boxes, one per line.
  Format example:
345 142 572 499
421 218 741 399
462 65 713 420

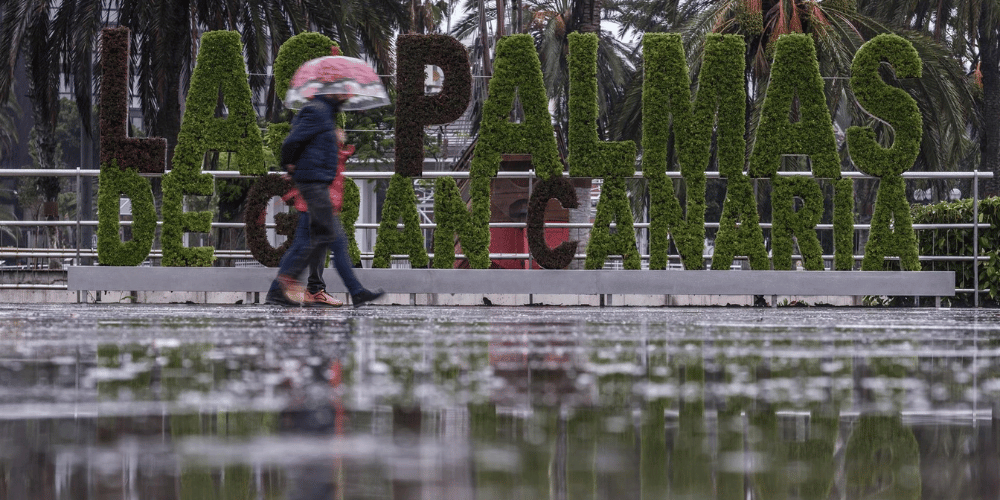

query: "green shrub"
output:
96 161 157 266
341 177 362 266
273 33 337 102
585 177 641 270
847 34 922 178
712 175 769 270
861 176 920 271
395 35 472 177
834 178 856 270
771 176 824 270
749 34 840 180
432 176 472 268
270 33 338 150
161 170 215 267
372 174 428 268
567 32 636 179
642 33 744 270
474 34 564 181
170 30 265 176
912 197 1000 304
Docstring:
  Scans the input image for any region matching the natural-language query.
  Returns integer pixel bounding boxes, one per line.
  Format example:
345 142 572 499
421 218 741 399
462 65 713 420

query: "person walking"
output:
268 93 384 307
268 51 391 307
266 142 373 307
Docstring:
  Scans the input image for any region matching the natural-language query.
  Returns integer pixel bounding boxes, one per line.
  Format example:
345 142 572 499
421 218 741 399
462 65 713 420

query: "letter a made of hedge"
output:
643 33 744 270
848 34 922 271
372 174 429 268
749 34 840 179
163 30 263 266
474 34 563 181
395 35 473 177
712 174 769 270
267 32 338 151
99 28 166 174
97 161 156 266
568 33 639 269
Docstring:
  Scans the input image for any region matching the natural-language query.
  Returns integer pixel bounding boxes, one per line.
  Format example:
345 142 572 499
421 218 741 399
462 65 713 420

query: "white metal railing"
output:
0 167 993 304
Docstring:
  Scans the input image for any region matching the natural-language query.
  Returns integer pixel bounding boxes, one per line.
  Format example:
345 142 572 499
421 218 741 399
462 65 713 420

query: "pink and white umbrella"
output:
285 55 390 111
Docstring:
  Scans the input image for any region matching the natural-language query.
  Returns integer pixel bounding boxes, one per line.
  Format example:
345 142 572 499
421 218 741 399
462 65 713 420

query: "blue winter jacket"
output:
280 97 340 184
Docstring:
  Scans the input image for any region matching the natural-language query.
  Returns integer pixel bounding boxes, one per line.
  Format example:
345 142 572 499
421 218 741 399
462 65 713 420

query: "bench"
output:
67 267 956 307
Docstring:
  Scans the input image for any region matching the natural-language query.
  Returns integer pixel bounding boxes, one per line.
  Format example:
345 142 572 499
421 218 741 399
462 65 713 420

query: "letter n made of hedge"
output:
432 176 490 268
568 32 639 270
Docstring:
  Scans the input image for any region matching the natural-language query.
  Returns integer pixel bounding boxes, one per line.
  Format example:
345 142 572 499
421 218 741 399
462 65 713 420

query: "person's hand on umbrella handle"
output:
335 128 346 145
285 164 295 174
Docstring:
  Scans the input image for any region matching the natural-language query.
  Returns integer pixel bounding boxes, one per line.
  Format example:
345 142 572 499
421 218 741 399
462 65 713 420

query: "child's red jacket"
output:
282 144 355 213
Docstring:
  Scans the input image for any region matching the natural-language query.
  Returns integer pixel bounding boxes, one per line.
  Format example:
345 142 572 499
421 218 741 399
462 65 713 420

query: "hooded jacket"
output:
280 96 340 183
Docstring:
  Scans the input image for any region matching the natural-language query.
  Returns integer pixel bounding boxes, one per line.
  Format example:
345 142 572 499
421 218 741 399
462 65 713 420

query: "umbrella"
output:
285 55 390 111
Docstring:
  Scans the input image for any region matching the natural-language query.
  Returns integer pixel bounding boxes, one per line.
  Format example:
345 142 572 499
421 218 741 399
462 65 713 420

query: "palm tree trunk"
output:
980 17 1000 196
497 0 505 37
573 0 602 33
150 1 191 169
479 0 493 76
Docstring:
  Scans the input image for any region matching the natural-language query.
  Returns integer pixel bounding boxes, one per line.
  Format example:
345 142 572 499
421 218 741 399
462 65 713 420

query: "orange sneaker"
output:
305 290 344 307
276 275 306 305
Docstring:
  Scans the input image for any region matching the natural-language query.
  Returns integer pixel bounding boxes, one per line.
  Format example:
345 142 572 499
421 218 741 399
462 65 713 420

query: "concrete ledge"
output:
68 267 956 297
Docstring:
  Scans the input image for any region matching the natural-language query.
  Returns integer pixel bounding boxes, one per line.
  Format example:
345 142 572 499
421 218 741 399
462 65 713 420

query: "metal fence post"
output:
974 170 980 308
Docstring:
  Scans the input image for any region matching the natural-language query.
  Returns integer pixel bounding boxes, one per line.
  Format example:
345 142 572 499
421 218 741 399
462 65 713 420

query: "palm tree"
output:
860 0 1000 195
114 0 407 164
615 0 975 176
1 0 409 167
451 0 635 144
0 0 68 254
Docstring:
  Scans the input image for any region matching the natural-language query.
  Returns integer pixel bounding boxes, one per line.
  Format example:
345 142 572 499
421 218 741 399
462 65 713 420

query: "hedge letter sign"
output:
96 29 923 272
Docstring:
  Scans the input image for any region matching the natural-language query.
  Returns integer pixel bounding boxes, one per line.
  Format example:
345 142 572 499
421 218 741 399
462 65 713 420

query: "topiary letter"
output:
396 35 473 177
568 32 639 269
643 33 744 270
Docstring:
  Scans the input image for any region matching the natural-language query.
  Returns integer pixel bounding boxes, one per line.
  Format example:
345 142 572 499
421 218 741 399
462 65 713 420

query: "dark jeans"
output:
272 181 363 296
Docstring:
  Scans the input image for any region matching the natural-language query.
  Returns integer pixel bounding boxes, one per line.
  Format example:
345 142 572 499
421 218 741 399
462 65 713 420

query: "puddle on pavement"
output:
1 304 999 499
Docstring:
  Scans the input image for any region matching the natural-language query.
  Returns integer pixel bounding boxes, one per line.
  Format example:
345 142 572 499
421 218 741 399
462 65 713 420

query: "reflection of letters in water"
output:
8 307 997 498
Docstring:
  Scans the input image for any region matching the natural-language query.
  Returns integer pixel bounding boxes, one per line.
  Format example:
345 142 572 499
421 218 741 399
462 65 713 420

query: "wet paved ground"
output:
1 303 999 499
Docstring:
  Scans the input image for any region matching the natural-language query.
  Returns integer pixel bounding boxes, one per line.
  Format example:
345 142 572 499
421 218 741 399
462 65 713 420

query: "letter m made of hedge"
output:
642 34 746 270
